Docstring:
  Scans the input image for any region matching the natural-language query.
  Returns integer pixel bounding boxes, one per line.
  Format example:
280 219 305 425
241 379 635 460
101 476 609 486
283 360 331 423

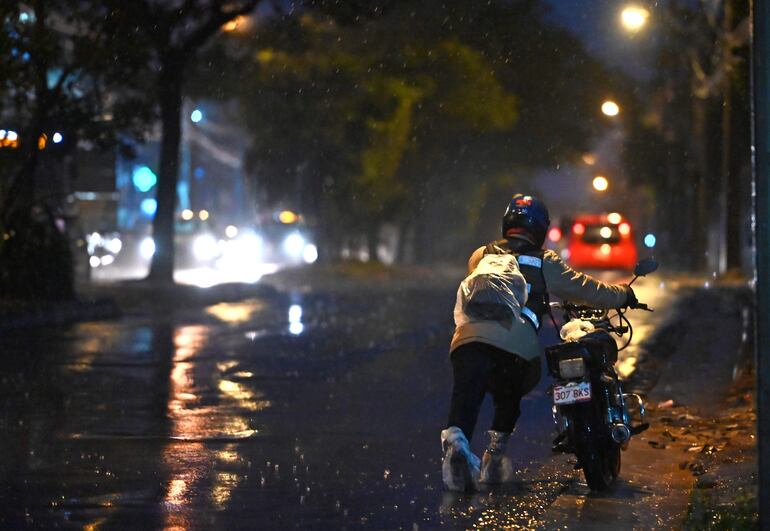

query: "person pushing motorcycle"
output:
441 194 638 492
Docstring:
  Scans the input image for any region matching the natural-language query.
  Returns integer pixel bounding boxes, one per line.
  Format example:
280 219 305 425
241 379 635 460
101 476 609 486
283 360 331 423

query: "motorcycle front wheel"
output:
569 403 621 491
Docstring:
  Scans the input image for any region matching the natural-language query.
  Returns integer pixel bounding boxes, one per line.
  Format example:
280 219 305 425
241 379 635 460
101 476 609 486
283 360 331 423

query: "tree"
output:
621 0 750 272
216 0 618 262
103 0 263 285
0 0 151 299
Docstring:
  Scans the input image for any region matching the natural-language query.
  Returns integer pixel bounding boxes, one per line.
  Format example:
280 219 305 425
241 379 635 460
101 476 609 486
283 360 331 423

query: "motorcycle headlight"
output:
558 358 586 379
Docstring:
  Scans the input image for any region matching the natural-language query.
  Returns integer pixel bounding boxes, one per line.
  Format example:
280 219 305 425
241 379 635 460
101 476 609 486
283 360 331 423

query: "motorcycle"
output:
546 258 658 490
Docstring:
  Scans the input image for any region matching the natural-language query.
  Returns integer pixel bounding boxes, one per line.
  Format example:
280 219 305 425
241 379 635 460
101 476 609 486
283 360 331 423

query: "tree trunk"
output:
148 59 184 285
395 218 412 264
691 96 710 272
366 224 379 262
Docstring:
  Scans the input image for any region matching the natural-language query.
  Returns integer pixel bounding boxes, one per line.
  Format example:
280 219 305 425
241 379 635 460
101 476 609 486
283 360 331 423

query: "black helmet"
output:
502 194 550 246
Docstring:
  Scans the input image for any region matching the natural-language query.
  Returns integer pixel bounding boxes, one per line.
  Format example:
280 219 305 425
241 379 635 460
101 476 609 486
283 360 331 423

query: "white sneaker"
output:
479 430 513 484
440 427 480 492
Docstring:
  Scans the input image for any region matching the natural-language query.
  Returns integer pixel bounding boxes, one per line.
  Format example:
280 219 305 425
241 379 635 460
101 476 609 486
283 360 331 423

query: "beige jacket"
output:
450 247 628 361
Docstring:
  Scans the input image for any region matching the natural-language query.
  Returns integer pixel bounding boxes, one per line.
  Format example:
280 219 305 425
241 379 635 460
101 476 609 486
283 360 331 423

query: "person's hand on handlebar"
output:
623 284 638 308
621 285 652 311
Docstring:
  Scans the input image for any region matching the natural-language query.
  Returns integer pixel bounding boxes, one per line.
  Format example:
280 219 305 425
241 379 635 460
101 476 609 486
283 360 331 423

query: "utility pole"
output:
752 0 770 525
719 0 733 275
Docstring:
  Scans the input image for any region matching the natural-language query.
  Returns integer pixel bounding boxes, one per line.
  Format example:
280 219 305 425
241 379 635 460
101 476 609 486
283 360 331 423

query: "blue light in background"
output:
132 165 157 192
177 180 190 211
140 198 157 217
644 233 656 248
52 132 63 144
191 109 203 123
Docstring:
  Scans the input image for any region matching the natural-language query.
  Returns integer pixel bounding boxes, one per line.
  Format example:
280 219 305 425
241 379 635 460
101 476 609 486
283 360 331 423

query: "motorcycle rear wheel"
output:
570 405 621 491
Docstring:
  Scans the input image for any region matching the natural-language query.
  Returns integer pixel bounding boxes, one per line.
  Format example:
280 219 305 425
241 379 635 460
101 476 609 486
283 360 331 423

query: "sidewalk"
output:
639 284 757 529
542 282 757 529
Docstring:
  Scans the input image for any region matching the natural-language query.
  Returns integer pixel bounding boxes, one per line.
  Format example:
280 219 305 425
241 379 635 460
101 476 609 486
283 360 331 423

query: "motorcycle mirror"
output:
633 258 658 277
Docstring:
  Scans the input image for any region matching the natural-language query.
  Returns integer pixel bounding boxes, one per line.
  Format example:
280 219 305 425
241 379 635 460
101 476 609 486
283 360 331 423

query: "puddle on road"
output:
205 301 265 325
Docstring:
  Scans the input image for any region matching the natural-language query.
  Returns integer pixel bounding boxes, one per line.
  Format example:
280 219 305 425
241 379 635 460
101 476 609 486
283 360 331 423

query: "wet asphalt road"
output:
0 274 670 530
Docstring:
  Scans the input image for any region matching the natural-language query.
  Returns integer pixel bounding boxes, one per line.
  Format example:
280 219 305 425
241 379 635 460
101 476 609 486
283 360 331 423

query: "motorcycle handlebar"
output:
556 301 653 313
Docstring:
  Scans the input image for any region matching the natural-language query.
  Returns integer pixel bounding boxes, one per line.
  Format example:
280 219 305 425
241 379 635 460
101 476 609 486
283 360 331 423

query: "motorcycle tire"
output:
569 403 621 491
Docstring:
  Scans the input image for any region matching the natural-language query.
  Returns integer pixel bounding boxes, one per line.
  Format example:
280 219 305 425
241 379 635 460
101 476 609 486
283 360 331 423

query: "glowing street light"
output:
190 109 203 123
593 176 609 192
621 5 650 32
222 15 246 32
601 100 620 117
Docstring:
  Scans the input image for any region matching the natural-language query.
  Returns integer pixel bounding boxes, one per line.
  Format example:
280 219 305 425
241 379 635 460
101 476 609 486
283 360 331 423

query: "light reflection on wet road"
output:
0 273 672 529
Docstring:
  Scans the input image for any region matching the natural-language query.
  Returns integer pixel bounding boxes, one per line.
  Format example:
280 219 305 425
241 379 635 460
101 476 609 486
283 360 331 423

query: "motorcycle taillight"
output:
558 357 586 379
546 342 588 377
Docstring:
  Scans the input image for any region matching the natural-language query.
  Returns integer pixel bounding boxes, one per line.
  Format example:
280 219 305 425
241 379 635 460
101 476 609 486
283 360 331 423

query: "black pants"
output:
447 342 541 441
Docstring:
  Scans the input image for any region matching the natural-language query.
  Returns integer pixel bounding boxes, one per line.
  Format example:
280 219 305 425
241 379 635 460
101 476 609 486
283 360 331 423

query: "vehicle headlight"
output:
558 358 586 379
193 234 219 261
284 233 305 257
139 237 155 259
238 232 263 253
303 243 318 264
217 232 263 269
106 237 122 255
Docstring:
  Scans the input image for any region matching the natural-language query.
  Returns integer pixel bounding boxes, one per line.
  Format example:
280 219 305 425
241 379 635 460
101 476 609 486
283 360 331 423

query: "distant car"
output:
565 213 638 271
133 216 221 269
85 231 123 269
256 212 318 265
161 216 218 268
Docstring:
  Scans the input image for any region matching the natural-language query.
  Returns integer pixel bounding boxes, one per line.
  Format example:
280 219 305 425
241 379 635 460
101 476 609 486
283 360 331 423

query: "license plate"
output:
553 381 592 405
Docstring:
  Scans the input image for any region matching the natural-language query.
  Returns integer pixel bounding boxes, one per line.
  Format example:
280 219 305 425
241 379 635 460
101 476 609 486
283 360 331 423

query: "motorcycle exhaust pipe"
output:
611 423 631 444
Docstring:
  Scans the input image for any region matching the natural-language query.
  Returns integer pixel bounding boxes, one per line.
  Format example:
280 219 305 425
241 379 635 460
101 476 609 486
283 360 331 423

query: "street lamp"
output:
593 176 609 192
601 100 620 117
222 15 246 32
620 5 650 32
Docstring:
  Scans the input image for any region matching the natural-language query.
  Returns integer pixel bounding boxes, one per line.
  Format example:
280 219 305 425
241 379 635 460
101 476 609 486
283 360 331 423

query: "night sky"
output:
543 0 654 79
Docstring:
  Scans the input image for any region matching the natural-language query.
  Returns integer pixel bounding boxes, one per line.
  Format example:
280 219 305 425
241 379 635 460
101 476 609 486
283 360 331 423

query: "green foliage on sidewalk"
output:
684 487 758 531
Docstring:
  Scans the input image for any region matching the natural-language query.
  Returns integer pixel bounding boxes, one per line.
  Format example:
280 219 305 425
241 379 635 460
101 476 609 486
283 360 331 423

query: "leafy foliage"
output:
203 0 613 260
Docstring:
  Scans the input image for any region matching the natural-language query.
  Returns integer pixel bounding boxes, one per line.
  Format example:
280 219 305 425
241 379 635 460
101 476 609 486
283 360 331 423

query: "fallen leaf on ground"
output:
661 430 677 441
